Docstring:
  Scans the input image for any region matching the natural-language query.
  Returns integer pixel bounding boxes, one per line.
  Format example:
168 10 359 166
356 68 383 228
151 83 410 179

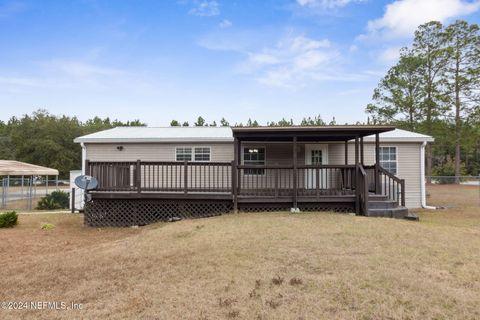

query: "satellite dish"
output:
74 175 98 190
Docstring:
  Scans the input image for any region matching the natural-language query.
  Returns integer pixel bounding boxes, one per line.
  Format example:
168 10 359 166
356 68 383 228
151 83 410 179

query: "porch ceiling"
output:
232 125 396 142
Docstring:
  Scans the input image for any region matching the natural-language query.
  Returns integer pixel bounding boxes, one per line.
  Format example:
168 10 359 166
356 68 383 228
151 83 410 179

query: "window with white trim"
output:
176 147 192 161
379 146 397 175
176 147 211 161
243 147 265 175
194 147 211 161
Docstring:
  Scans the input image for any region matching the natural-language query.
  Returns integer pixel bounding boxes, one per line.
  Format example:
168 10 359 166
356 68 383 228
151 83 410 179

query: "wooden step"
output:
368 194 389 201
368 200 398 209
367 207 409 219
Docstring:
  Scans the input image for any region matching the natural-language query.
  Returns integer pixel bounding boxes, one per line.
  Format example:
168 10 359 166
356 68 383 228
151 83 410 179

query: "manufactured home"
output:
74 126 434 226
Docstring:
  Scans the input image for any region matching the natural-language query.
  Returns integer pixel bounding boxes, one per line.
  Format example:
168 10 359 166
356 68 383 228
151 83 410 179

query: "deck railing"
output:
236 164 356 198
87 160 232 193
86 160 405 207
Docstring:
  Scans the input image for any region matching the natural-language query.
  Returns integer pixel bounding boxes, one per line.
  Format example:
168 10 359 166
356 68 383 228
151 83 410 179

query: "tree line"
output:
366 20 480 178
169 115 337 127
0 110 145 178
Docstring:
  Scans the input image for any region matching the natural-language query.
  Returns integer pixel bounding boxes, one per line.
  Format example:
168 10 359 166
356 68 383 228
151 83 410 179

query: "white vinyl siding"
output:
85 143 233 162
328 142 422 208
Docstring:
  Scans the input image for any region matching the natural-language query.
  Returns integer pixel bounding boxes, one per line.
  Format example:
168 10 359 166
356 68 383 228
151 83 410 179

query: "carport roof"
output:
0 160 59 176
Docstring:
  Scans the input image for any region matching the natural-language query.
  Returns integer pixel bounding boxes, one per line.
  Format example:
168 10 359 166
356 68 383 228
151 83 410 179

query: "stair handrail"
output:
357 164 369 215
378 165 405 207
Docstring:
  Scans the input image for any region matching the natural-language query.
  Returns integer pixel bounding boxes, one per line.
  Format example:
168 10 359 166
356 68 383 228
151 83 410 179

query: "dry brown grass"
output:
1 185 479 319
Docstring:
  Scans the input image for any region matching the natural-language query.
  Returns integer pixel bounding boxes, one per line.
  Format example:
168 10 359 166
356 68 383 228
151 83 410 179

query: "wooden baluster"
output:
136 160 141 193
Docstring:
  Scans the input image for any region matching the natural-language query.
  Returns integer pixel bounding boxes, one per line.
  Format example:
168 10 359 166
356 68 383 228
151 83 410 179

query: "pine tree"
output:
194 116 206 127
220 117 230 127
366 48 425 129
444 20 480 182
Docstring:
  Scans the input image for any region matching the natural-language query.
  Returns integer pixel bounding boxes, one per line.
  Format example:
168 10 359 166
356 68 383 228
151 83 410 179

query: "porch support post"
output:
360 137 364 165
344 140 348 165
344 140 349 190
355 136 360 214
293 136 298 209
355 136 359 165
84 159 90 176
233 137 239 213
375 133 381 194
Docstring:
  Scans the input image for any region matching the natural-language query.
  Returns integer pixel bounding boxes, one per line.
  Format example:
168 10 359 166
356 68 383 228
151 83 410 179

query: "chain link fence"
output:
426 175 480 185
1 176 70 210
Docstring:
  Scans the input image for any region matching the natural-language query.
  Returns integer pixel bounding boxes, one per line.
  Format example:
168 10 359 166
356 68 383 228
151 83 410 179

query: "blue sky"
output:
0 0 479 125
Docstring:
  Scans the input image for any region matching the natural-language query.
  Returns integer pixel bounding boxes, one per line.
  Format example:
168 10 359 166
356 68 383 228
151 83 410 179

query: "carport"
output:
0 160 59 209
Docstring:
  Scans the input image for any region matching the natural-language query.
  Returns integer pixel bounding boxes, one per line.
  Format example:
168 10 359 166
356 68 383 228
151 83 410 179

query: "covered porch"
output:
231 126 402 215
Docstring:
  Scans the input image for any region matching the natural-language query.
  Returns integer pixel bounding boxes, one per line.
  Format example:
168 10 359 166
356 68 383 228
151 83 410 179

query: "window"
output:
243 147 265 175
176 147 211 161
194 147 211 161
310 150 322 165
176 147 192 161
379 146 397 175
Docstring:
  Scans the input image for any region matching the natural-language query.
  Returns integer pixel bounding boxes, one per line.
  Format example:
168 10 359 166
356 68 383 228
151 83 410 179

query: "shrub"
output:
0 211 18 228
37 191 69 210
41 223 55 230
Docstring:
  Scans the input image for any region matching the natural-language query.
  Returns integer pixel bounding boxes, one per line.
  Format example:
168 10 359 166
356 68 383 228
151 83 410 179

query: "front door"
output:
305 144 328 189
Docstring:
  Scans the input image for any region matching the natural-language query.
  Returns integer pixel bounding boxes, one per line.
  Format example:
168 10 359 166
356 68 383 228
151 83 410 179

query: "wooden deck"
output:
82 126 411 226
86 161 404 207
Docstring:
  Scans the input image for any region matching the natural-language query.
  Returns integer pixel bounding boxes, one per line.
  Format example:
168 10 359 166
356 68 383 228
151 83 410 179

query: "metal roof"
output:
364 128 434 142
74 126 433 143
74 126 234 143
0 160 59 176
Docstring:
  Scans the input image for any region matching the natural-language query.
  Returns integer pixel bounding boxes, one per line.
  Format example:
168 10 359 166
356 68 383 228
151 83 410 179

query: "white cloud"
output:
0 58 135 95
296 0 364 9
189 1 220 17
43 59 124 78
379 46 402 63
219 19 232 29
242 35 336 87
365 0 480 38
0 76 44 88
349 44 358 52
248 53 281 65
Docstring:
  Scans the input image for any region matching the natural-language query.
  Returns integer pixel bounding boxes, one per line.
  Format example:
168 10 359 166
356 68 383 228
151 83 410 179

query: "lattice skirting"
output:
239 203 292 212
84 199 233 227
238 202 355 213
298 202 354 213
85 199 356 227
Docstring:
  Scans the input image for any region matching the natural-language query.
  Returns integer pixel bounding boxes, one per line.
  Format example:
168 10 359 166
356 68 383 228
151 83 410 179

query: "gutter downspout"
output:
421 141 436 209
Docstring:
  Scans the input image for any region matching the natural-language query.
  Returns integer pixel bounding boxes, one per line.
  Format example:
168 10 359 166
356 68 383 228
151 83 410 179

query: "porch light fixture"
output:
116 146 124 151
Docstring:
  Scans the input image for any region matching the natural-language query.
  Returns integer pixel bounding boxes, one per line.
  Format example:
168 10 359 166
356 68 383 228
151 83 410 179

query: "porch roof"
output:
232 125 396 141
